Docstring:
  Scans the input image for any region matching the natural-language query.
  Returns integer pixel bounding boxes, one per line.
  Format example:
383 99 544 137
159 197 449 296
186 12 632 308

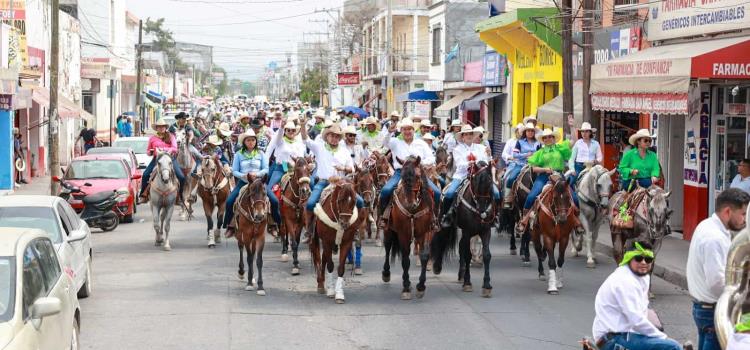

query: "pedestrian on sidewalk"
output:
13 128 27 185
591 241 683 350
687 188 750 350
729 159 750 195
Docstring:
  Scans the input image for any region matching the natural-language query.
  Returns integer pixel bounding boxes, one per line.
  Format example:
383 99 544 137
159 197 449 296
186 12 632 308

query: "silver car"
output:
112 137 150 169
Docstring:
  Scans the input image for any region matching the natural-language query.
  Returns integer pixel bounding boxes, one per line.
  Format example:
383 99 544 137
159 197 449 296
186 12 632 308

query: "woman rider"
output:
503 122 540 208
223 129 268 238
619 129 660 191
568 122 603 205
138 119 186 203
264 120 306 230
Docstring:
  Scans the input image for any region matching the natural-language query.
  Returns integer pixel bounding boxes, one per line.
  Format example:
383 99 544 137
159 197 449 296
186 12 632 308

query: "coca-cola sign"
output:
337 72 360 86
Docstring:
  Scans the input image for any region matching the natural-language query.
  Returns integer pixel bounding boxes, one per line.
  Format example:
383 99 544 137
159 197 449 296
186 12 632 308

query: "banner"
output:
648 0 750 41
0 0 27 70
482 51 507 87
337 72 359 86
591 92 688 114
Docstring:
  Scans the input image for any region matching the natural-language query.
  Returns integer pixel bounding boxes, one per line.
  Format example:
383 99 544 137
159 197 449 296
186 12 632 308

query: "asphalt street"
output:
78 202 697 350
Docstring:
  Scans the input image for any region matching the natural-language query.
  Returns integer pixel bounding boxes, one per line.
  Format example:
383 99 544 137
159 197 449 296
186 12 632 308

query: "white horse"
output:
175 129 197 221
150 152 179 251
572 165 615 267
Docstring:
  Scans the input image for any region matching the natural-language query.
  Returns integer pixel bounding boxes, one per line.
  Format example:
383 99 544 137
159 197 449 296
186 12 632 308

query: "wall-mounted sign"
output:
648 0 750 41
337 72 360 86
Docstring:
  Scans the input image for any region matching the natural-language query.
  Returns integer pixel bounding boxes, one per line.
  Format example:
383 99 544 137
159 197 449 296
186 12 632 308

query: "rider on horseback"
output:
249 115 273 153
503 123 540 208
343 125 368 166
138 119 186 204
195 135 232 178
619 129 660 191
265 120 306 230
441 119 463 154
568 122 603 204
224 129 268 238
441 125 501 228
359 116 385 154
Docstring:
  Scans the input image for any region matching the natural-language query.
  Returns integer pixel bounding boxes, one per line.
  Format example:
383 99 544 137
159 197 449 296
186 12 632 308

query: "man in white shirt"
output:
687 188 750 350
342 125 367 166
442 119 463 154
592 242 682 350
359 117 385 154
730 159 750 195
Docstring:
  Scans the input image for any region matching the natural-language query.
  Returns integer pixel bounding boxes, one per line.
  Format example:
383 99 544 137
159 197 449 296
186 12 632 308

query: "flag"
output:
445 43 459 64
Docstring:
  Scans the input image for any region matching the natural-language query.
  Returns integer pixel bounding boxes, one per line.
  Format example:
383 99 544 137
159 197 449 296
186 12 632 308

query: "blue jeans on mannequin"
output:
692 302 721 350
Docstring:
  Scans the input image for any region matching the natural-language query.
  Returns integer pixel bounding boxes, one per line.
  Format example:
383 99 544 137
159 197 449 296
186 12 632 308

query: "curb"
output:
594 241 688 290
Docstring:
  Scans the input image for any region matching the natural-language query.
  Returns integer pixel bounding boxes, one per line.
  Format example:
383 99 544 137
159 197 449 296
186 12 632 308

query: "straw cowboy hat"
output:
323 119 334 128
513 122 525 132
628 128 656 146
390 110 402 118
422 133 435 141
343 125 358 135
398 118 414 130
238 112 251 120
218 122 233 137
314 109 327 119
330 114 341 122
364 116 378 125
473 126 485 135
152 118 169 129
283 121 299 131
536 128 560 143
206 135 223 146
322 123 344 139
449 119 462 129
419 119 432 128
523 115 537 124
578 122 597 133
458 125 477 134
518 122 539 134
237 129 257 145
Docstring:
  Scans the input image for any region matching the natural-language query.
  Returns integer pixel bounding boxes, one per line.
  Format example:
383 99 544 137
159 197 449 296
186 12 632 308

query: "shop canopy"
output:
537 84 583 128
31 86 94 120
435 90 479 112
590 36 750 114
465 92 503 103
146 90 165 103
397 89 440 102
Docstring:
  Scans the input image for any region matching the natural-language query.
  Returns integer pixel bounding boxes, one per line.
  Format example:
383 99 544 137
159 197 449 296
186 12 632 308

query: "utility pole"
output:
134 19 143 136
385 0 393 117
172 61 178 107
582 0 595 128
49 0 60 195
561 0 573 137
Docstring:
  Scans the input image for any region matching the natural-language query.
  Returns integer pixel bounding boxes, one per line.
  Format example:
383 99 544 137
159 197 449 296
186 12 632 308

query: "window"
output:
0 207 63 244
65 159 129 179
431 25 442 66
22 245 45 319
33 239 61 291
61 202 81 231
0 257 15 322
57 203 73 236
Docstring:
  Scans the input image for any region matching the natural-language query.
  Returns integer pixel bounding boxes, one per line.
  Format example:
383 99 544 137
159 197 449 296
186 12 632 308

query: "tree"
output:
144 18 184 71
299 68 327 106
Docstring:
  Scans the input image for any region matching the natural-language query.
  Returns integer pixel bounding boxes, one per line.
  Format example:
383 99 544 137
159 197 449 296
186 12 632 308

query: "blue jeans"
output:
443 178 500 209
83 143 95 153
267 164 285 225
140 156 186 196
524 172 549 209
569 162 586 207
693 302 721 350
306 179 364 211
379 169 441 212
223 180 246 228
600 333 681 350
621 178 653 192
504 163 523 188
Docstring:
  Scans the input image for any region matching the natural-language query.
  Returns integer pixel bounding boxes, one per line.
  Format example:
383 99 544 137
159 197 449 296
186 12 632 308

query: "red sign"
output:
337 72 360 86
591 92 688 114
691 39 750 79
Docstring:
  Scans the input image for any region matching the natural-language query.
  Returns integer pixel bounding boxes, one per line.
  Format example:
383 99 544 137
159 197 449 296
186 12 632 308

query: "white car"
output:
0 228 81 349
0 196 93 299
112 137 150 169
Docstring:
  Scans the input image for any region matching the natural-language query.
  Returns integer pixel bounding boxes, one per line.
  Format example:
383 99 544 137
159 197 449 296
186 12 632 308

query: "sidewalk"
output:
10 176 53 196
595 226 689 289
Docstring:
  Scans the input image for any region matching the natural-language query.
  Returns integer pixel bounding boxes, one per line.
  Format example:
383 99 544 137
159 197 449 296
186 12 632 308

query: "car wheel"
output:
71 316 80 350
77 258 92 298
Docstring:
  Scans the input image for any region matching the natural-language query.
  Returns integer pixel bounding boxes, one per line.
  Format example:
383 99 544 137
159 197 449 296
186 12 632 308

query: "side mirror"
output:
31 297 61 320
132 173 142 180
68 229 87 242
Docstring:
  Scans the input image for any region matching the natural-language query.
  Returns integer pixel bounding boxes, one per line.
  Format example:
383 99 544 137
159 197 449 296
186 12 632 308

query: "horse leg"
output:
245 240 255 291
557 229 569 290
545 235 558 295
237 241 245 280
335 239 351 304
531 229 546 280
382 230 392 283
324 244 336 299
521 231 532 266
280 221 289 262
206 204 216 248
215 204 224 244
481 229 492 298
291 227 301 275
400 236 412 300
611 231 624 264
416 237 429 299
572 212 587 256
152 205 162 246
255 236 266 296
310 233 325 294
507 209 517 255
460 235 472 292
162 204 175 251
586 216 600 268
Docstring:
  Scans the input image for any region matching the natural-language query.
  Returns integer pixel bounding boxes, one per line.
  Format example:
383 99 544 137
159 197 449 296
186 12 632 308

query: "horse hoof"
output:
163 244 171 251
238 273 245 281
375 239 383 247
327 292 335 299
426 263 432 272
539 274 546 281
245 284 255 291
335 297 345 304
586 260 596 268
400 292 412 300
649 292 655 300
522 261 531 267
481 288 492 298
416 260 421 267
354 267 363 276
291 267 300 276
281 254 289 262
382 273 391 283
208 242 216 248
510 249 517 256
274 236 281 243
256 290 266 296
415 290 425 299
462 285 473 293
547 289 559 295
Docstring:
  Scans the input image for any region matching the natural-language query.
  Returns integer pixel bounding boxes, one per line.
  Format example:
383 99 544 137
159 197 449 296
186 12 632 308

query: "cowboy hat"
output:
322 124 344 139
518 122 538 134
330 114 341 122
422 133 435 141
206 135 223 146
175 112 188 120
579 122 597 133
238 112 251 120
249 118 263 128
523 115 537 124
398 118 414 130
314 109 327 118
364 116 378 125
419 119 432 128
450 119 462 127
390 110 402 118
283 121 299 131
343 125 358 135
628 129 656 146
152 118 169 128
323 119 334 128
458 125 477 134
536 128 559 142
513 122 525 132
473 126 485 134
218 122 233 137
238 129 257 145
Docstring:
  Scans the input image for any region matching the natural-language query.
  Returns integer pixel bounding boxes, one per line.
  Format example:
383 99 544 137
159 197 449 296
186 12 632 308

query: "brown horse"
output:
197 156 231 248
530 173 577 295
382 156 435 300
279 156 312 275
309 179 363 303
353 165 376 264
234 176 269 296
371 152 393 246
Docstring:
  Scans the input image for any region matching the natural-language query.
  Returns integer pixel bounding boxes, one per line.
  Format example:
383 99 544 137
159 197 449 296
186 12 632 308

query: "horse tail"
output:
430 226 458 266
388 231 402 263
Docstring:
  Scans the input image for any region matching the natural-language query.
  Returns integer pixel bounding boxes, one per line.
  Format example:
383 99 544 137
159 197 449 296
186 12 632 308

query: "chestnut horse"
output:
353 164 376 246
530 173 577 295
234 176 269 296
382 156 435 300
196 156 231 248
279 157 312 275
309 179 363 303
371 152 393 246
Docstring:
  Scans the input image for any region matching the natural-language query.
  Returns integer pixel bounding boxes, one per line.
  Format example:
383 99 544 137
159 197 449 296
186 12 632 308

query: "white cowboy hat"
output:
283 121 299 131
238 112 251 120
536 128 560 143
579 122 597 133
523 115 537 124
419 119 432 128
206 135 223 146
473 126 485 134
330 114 341 122
364 116 378 125
390 110 402 118
152 118 169 128
238 129 257 145
458 125 477 134
518 122 538 134
398 118 414 130
628 128 656 146
218 122 232 137
422 133 435 141
513 122 525 132
450 119 462 127
322 124 344 138
342 125 358 135
323 119 334 128
314 109 327 118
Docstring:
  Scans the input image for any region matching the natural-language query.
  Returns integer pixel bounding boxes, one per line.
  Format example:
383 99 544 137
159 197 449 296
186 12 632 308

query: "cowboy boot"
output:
440 200 455 229
138 184 151 204
224 222 236 238
304 210 315 241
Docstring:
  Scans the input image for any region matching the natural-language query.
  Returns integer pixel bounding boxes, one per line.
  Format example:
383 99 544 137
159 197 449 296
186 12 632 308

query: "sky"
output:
126 0 345 81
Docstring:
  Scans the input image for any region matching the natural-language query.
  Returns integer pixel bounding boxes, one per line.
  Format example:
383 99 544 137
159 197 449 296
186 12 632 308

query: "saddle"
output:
611 187 649 230
508 166 533 207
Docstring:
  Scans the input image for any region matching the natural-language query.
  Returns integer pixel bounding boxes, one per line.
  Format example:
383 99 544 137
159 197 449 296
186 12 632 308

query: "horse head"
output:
247 177 269 223
373 152 391 189
468 161 494 220
201 156 218 188
587 165 615 208
647 187 672 240
550 173 573 224
400 156 427 212
435 147 449 176
156 152 174 183
333 180 358 231
354 165 375 207
292 156 312 203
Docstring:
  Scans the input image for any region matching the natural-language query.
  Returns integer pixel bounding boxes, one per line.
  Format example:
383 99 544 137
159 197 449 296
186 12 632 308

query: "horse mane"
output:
247 178 265 198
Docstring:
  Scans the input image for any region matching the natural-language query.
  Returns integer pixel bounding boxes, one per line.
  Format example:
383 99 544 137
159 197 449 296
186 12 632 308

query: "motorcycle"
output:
55 177 129 232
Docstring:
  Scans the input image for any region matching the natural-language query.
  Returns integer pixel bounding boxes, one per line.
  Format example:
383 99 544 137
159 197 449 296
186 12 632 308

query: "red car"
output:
60 154 141 223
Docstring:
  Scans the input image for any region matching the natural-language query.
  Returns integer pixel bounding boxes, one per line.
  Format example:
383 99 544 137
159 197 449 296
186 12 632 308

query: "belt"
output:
595 332 625 348
693 300 716 309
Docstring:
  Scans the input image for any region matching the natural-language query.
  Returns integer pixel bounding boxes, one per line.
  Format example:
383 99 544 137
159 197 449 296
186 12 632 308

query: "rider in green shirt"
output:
618 129 660 191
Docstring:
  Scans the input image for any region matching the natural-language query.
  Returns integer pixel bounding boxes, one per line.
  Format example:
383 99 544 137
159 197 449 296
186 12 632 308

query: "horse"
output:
381 156 435 300
234 175 269 296
434 146 450 187
279 156 312 275
353 164 376 274
176 129 197 221
608 185 672 264
371 151 393 246
571 165 615 268
309 179 363 303
432 161 496 298
149 152 179 251
196 156 232 248
511 166 535 262
529 173 578 294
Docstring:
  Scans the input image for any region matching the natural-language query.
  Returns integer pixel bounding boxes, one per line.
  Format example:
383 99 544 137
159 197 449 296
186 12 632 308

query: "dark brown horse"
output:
196 156 231 248
371 152 393 246
279 156 312 275
511 166 535 262
382 156 435 300
432 161 496 297
234 176 269 296
353 165 376 274
309 179 363 303
530 173 577 295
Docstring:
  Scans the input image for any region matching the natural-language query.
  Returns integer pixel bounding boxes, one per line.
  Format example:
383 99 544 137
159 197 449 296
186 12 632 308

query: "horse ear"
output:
607 168 616 177
291 156 298 163
261 173 269 184
416 156 421 165
246 173 255 183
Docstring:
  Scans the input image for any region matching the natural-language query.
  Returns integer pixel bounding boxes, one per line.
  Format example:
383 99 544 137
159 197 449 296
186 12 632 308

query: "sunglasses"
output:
284 129 296 133
346 134 357 137
633 255 654 264
641 139 652 144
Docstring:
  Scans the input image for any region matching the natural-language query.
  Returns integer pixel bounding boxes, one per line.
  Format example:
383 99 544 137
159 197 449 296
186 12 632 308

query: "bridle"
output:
153 154 178 207
537 174 576 226
281 163 311 219
355 168 375 209
459 164 495 225
237 182 269 224
200 157 229 203
577 169 612 210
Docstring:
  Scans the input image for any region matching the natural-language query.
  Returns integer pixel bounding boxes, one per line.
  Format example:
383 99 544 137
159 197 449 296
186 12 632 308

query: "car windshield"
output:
0 207 63 244
113 140 148 154
0 257 14 322
65 160 128 179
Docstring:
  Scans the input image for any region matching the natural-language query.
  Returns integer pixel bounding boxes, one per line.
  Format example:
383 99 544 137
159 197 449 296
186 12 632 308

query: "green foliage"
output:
144 18 185 70
299 68 326 106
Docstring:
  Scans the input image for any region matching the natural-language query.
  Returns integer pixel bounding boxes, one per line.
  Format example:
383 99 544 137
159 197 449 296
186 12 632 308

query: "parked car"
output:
0 228 81 349
0 195 93 299
86 146 142 185
61 154 140 223
111 137 150 169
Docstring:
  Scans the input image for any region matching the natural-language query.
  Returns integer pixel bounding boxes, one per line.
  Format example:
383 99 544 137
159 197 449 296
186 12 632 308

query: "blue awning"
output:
397 89 440 102
146 90 165 102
